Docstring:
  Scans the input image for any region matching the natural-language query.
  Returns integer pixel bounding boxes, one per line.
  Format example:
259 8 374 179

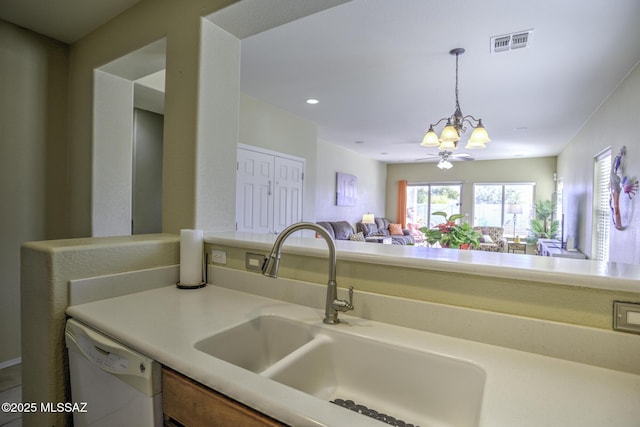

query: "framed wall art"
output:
336 172 357 206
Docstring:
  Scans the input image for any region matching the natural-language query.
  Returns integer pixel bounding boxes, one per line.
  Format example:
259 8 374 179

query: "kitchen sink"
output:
195 315 486 426
265 330 486 427
194 315 313 373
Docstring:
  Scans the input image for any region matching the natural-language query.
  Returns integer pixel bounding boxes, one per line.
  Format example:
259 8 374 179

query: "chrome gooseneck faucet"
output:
262 222 354 324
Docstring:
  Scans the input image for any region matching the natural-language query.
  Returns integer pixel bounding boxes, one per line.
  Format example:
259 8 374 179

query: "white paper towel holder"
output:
176 253 206 289
176 281 206 290
177 229 207 290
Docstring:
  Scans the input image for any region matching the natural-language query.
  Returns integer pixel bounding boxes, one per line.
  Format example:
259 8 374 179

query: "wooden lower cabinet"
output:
162 367 286 427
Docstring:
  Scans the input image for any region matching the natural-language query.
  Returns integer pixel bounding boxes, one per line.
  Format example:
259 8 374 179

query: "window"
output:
406 184 462 227
473 183 535 237
592 149 611 261
555 179 563 244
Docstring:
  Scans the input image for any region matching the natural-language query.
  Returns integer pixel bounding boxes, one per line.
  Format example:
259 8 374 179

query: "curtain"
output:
397 180 407 228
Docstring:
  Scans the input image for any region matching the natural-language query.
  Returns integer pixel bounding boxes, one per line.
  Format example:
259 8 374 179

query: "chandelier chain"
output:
455 52 461 111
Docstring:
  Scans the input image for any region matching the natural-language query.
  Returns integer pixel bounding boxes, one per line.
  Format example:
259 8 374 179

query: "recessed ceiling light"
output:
306 99 319 105
354 140 365 144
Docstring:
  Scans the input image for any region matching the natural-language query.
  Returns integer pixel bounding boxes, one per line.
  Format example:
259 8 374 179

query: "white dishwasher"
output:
65 319 163 427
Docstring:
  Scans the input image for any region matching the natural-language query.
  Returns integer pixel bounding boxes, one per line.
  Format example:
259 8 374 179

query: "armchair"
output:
473 226 508 252
406 223 426 243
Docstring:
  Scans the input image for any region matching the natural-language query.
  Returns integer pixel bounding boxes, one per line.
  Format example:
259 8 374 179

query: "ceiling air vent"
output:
490 29 533 53
510 32 530 49
493 35 511 52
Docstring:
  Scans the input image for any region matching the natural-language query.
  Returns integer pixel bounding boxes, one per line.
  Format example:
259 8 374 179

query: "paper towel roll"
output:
180 229 204 286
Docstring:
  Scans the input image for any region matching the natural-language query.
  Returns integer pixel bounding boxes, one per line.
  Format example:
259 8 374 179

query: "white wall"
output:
239 93 317 222
68 0 237 236
237 95 387 226
195 19 240 232
558 63 640 263
315 140 387 224
93 70 134 236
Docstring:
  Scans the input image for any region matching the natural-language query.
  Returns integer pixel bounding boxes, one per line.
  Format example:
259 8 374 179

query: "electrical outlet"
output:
210 250 227 265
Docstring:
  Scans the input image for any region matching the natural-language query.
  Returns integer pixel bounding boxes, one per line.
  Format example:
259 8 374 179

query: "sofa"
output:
316 221 360 241
473 226 508 252
356 217 415 245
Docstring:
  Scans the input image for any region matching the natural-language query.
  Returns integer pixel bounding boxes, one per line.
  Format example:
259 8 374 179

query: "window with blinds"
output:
592 149 611 261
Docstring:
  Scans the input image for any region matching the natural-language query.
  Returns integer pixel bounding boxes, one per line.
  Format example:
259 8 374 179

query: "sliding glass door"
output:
406 184 462 228
473 183 535 237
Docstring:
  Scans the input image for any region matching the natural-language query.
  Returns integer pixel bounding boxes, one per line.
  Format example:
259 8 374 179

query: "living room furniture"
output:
406 223 426 243
356 217 415 245
537 238 560 255
537 239 587 259
473 226 508 252
508 242 527 254
316 221 356 241
365 236 393 244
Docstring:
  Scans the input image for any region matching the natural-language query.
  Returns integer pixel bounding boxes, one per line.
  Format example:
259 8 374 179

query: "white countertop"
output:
67 283 640 427
205 232 640 293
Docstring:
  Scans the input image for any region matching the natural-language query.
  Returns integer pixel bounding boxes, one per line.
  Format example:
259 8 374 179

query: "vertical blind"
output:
593 150 611 261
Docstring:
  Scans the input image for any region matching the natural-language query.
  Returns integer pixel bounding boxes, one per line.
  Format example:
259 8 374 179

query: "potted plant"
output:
420 212 481 249
528 200 559 242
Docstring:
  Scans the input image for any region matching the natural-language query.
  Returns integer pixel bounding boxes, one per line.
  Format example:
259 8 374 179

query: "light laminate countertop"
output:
67 283 640 427
205 232 640 293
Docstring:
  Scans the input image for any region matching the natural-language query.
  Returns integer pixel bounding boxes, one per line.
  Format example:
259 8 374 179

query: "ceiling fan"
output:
416 150 474 162
415 151 474 169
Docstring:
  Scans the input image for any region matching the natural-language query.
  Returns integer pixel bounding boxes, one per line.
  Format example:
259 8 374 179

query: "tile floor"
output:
0 364 22 427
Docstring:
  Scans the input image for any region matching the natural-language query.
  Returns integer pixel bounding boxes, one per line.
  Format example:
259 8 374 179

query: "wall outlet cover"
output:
211 250 227 265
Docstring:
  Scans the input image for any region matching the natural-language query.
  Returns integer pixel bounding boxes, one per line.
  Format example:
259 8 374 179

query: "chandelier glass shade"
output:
421 48 490 151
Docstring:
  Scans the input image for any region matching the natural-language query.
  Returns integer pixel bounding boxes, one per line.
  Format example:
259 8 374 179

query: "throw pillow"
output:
482 234 494 243
389 223 403 236
349 231 365 242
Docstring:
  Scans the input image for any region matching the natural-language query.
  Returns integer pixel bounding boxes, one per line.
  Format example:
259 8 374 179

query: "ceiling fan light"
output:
420 127 440 147
439 123 460 144
437 159 453 170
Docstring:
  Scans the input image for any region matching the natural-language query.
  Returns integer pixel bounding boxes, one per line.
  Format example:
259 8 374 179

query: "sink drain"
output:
330 398 420 427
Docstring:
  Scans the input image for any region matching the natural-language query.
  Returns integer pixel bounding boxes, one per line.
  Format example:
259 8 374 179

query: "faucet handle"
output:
332 286 354 312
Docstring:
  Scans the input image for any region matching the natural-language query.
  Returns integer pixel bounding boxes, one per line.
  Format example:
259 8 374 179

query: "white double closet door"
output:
236 146 304 234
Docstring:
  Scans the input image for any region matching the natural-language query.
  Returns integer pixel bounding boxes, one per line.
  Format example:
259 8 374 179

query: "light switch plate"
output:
245 253 266 272
613 301 640 334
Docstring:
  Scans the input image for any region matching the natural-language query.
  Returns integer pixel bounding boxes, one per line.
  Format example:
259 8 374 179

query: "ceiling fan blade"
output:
451 154 474 161
417 151 475 162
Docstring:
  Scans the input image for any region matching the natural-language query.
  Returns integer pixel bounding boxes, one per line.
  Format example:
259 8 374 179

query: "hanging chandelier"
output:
421 48 490 151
